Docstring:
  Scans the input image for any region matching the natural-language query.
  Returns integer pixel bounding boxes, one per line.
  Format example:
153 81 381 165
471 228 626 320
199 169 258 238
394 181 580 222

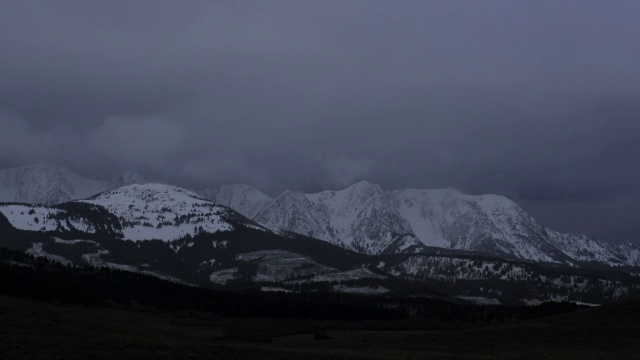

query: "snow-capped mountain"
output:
392 188 566 262
198 184 272 219
0 182 261 243
1 179 639 304
545 230 629 266
618 242 640 267
252 182 561 260
0 163 143 205
255 182 414 254
1 163 637 268
226 181 638 266
81 183 262 242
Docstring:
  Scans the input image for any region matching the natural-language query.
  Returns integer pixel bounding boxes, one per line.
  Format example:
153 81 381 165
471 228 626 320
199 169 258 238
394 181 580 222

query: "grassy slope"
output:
2 295 639 359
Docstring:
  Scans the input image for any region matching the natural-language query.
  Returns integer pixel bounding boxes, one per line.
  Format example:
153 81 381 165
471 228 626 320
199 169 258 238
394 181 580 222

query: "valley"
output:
2 293 639 359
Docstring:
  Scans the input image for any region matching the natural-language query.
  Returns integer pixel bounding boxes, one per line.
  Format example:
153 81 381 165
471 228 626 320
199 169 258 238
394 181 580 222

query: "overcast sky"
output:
1 1 639 243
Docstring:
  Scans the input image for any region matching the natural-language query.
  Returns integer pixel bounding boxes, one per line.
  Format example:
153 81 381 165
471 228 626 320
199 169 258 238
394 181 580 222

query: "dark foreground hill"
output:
1 295 639 359
2 247 640 359
0 247 583 323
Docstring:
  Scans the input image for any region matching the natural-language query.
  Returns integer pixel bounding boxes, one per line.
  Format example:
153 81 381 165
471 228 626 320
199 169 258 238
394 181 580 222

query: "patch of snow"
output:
309 268 386 282
53 238 97 245
456 296 501 305
332 285 390 295
237 250 336 282
25 243 72 265
82 249 110 266
212 240 227 249
521 298 600 307
261 286 292 293
209 268 238 284
0 205 64 232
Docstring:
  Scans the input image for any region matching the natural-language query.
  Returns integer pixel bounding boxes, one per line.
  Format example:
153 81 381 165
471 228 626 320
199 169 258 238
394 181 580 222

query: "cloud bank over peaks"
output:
90 116 187 169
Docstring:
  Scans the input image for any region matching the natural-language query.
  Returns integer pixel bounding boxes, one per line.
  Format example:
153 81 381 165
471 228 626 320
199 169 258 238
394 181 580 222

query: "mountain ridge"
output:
0 163 144 205
0 163 637 267
1 178 640 305
80 183 264 242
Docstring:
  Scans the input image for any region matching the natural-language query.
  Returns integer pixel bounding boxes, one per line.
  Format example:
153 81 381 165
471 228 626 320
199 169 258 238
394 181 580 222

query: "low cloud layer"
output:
90 116 187 169
322 154 374 188
1 1 640 243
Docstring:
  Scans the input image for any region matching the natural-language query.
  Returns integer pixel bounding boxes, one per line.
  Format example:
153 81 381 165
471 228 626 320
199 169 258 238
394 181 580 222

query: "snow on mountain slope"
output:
0 204 105 233
0 163 143 205
236 250 336 282
198 184 272 219
546 230 627 265
248 182 637 264
169 180 639 266
305 181 413 254
618 242 640 266
80 183 256 241
392 189 563 262
253 182 560 259
252 190 339 244
0 204 65 232
254 181 413 254
3 163 635 267
380 234 429 255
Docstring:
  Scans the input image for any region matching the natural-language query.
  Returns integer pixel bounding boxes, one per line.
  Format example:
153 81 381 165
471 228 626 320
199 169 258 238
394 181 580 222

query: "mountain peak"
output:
198 184 272 219
0 163 151 205
0 163 105 205
273 190 307 202
349 180 379 189
344 180 383 195
82 183 245 242
92 183 202 202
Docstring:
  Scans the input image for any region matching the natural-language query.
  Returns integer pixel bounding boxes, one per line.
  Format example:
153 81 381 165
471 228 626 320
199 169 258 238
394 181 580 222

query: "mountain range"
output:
1 163 638 268
200 180 639 268
1 163 640 305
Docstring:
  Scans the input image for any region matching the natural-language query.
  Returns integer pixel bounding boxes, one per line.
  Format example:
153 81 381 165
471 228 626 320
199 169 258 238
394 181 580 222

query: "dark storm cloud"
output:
1 1 640 242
